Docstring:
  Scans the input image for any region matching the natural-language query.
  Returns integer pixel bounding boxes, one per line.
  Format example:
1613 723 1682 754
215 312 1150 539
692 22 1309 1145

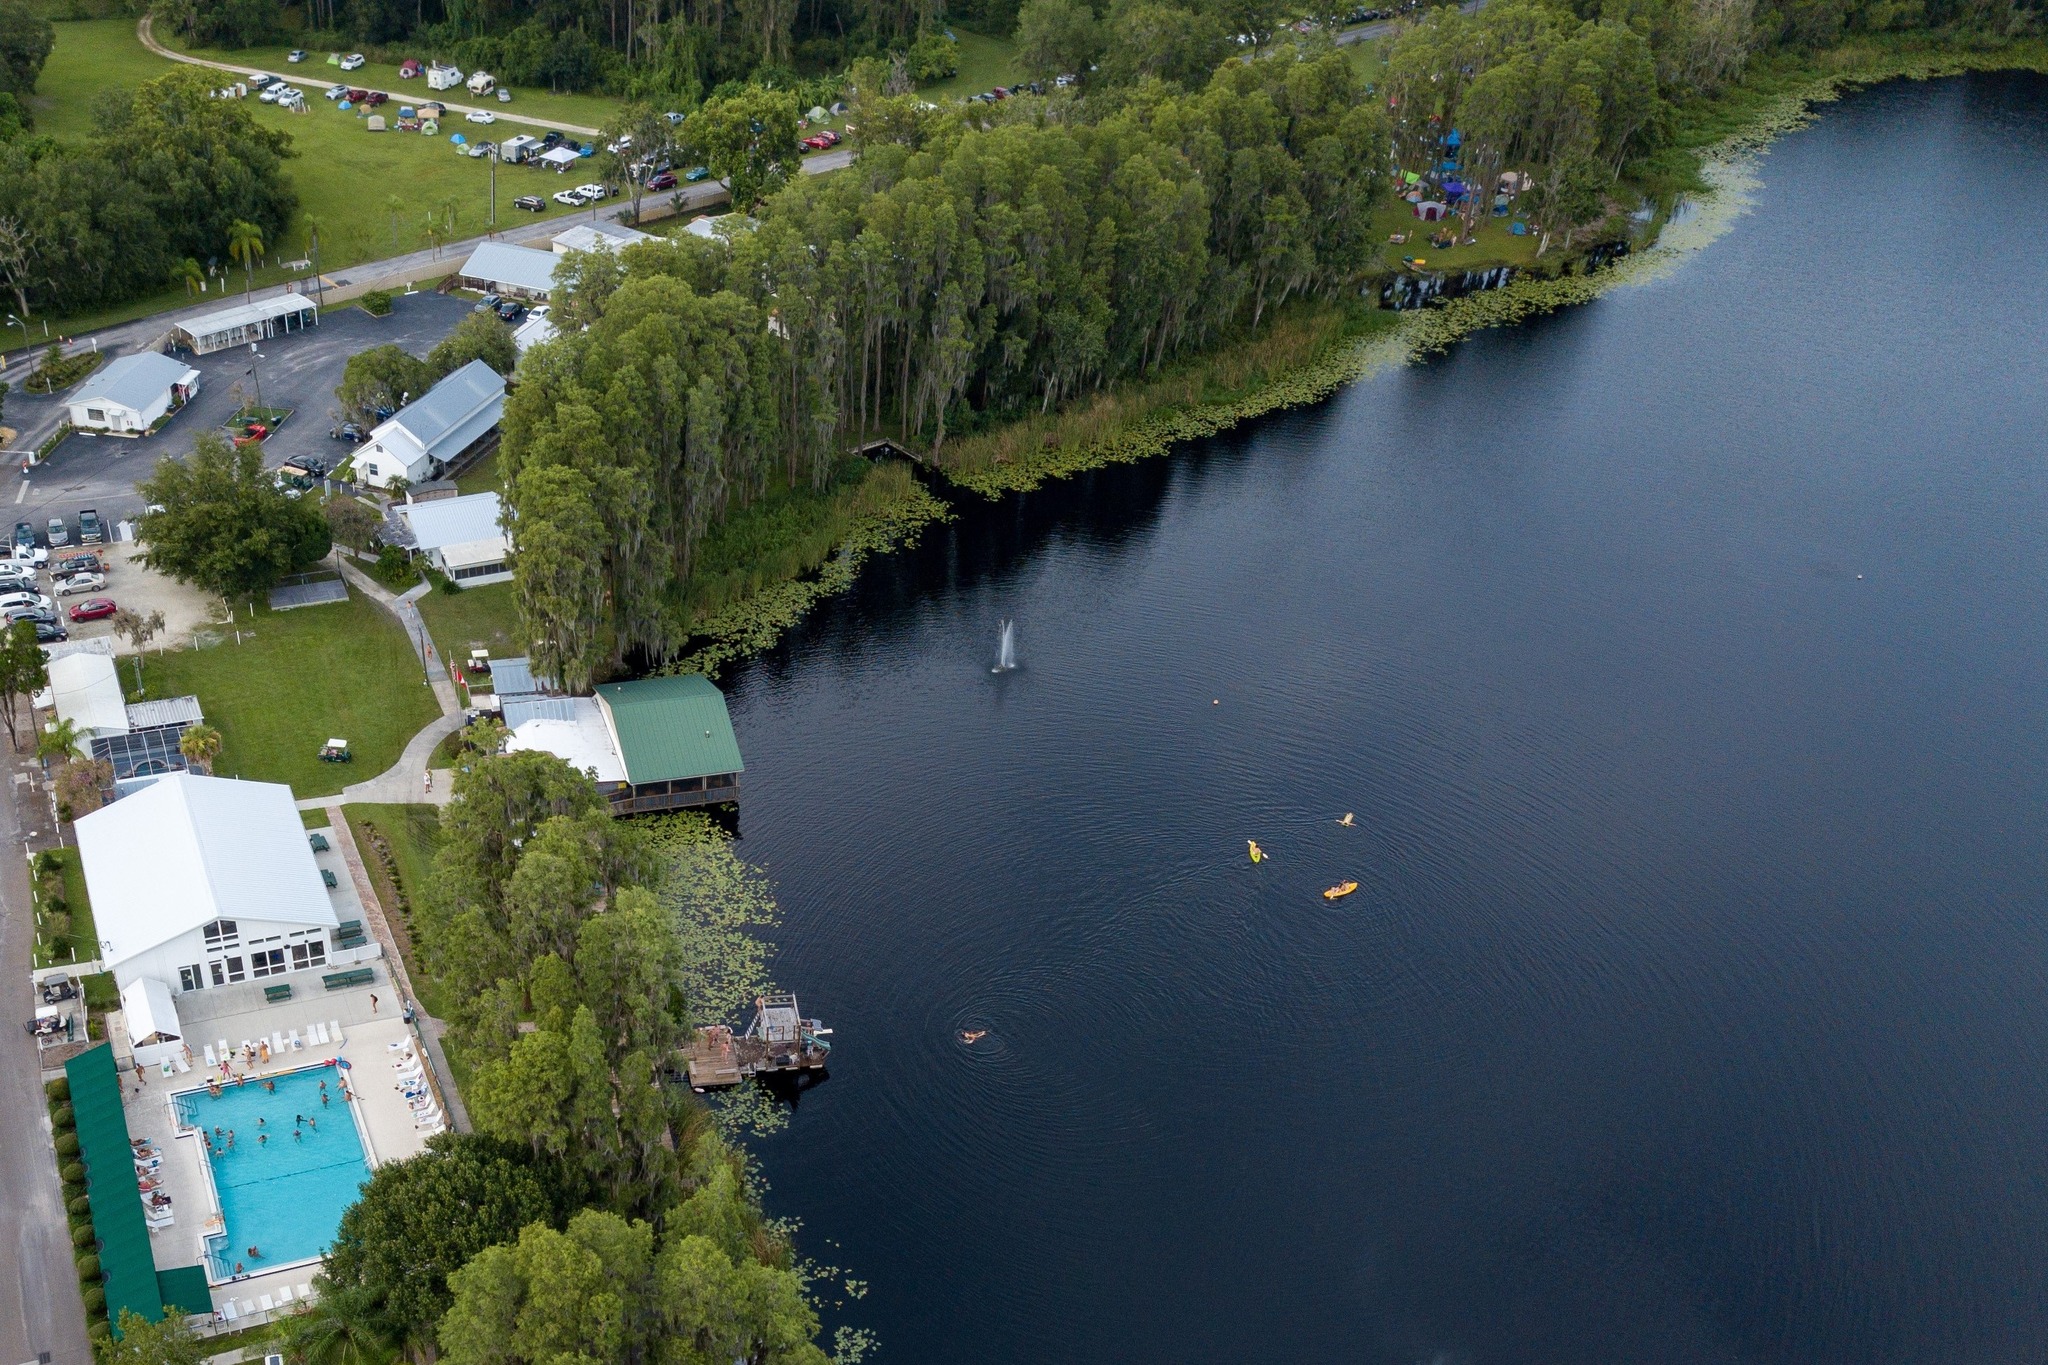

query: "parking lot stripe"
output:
14 481 25 504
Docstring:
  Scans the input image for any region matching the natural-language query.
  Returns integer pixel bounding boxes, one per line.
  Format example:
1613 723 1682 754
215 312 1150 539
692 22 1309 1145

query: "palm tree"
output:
177 724 221 776
385 195 404 253
172 258 204 297
227 220 265 303
278 1281 394 1365
35 717 81 766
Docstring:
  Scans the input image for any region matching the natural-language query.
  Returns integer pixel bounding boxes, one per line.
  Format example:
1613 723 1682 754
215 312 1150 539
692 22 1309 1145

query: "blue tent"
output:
1445 129 1462 148
1510 220 1529 236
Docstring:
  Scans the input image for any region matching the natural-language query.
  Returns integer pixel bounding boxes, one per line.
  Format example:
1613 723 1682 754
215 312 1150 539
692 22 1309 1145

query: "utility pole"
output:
489 143 498 229
248 345 264 413
312 224 324 308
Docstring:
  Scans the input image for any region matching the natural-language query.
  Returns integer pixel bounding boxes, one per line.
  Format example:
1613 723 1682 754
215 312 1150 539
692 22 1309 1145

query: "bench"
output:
264 984 293 1003
336 919 361 936
322 968 375 991
321 868 339 889
308 833 330 852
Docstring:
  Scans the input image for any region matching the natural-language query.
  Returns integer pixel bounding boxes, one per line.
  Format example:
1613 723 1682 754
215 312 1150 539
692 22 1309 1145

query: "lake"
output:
725 71 2048 1365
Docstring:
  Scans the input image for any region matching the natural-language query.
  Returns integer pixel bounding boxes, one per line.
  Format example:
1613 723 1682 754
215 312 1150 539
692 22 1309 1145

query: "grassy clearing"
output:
340 801 460 1071
165 36 623 132
138 586 442 798
18 18 610 341
32 847 95 969
1373 195 1541 272
917 27 1027 102
453 451 501 495
415 581 524 679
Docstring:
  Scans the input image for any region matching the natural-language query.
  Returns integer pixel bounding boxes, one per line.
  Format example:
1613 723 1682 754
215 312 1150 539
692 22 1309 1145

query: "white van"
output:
427 61 463 90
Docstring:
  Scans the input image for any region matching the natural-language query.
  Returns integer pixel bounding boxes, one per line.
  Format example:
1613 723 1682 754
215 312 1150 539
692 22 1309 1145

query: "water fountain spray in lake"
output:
993 620 1017 673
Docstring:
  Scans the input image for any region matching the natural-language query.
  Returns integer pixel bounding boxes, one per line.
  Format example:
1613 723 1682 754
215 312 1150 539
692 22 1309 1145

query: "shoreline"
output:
668 42 2046 678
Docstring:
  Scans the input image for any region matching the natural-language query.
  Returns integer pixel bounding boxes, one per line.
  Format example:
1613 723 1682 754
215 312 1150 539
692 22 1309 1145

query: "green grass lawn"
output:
415 581 525 685
138 586 442 798
1373 193 1541 273
32 848 95 969
917 27 1027 102
166 36 625 132
339 801 461 1052
12 18 618 346
453 451 500 495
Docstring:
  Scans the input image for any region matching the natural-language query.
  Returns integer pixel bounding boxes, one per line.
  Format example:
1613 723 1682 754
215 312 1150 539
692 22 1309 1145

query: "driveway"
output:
10 290 472 536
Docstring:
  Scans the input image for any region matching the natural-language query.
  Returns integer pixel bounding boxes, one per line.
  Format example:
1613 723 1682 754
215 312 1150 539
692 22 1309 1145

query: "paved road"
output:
0 757 92 1365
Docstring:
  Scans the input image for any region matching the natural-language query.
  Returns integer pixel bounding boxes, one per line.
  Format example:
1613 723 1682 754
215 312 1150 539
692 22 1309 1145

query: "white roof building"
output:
75 772 341 992
512 306 557 355
399 490 511 585
456 241 560 300
65 353 201 436
552 222 653 254
44 653 128 749
351 359 506 490
168 294 319 355
120 976 185 1067
504 697 628 784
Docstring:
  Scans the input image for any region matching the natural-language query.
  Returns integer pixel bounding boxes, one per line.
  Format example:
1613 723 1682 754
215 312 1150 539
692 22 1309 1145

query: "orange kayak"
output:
1323 881 1359 901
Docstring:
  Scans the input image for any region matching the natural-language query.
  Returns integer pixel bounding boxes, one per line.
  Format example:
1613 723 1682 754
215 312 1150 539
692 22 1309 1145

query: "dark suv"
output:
514 195 546 212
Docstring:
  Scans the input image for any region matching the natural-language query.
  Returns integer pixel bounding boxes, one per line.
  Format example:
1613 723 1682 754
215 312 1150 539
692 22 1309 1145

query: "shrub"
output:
74 1254 99 1280
52 1104 74 1129
55 1133 79 1158
80 1285 104 1314
67 1195 91 1217
60 1162 85 1184
45 1077 69 1103
32 850 62 877
360 289 394 317
71 1222 95 1247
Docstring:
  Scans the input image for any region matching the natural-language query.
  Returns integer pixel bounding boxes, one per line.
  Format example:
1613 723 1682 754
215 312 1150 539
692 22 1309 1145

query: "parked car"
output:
67 598 117 623
52 552 101 576
574 183 606 200
552 189 584 207
340 52 366 70
17 521 40 552
45 517 67 547
665 110 685 124
331 421 366 442
280 456 327 479
646 171 677 190
497 301 527 323
0 591 54 614
326 83 351 99
32 622 67 643
11 544 46 567
465 110 495 124
345 88 369 102
685 166 710 182
54 572 105 597
278 88 305 109
473 292 501 313
513 194 546 213
467 142 491 158
540 130 565 150
247 72 275 88
363 90 388 106
801 134 830 150
0 569 37 595
77 509 102 544
5 605 55 626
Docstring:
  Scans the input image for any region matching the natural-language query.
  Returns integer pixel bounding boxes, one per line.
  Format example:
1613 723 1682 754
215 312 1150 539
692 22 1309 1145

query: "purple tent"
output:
1443 180 1468 199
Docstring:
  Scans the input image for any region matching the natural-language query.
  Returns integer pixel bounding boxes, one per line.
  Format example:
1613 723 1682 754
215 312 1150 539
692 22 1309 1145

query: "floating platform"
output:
685 993 831 1090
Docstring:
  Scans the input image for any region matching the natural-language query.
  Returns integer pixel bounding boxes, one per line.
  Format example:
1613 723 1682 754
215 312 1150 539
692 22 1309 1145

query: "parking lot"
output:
9 289 473 535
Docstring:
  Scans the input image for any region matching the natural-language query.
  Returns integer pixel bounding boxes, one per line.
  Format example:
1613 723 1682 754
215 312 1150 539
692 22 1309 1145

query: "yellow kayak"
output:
1323 881 1359 901
1248 840 1265 864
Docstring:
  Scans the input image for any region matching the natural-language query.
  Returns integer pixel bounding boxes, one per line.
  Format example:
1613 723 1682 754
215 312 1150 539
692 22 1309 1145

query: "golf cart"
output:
468 648 492 674
320 738 353 763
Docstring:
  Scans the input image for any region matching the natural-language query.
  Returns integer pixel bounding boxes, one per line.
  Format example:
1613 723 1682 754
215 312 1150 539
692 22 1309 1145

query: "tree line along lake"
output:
721 71 2048 1365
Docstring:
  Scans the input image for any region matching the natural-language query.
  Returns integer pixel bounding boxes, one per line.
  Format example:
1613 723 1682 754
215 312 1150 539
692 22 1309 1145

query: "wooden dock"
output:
684 993 832 1090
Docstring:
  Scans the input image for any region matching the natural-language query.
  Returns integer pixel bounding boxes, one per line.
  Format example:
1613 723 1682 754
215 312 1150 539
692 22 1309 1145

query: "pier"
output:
685 993 832 1089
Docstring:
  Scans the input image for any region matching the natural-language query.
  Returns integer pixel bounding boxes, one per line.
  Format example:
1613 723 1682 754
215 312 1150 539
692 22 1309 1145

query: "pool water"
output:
174 1065 369 1275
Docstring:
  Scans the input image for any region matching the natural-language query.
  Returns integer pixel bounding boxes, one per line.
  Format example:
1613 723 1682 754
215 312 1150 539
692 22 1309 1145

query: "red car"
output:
801 134 831 150
363 91 388 106
345 88 369 102
816 129 841 146
242 422 269 440
68 597 116 622
646 171 677 190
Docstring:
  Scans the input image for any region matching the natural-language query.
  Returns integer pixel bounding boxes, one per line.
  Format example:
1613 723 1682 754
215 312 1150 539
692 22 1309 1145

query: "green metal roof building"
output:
592 674 743 814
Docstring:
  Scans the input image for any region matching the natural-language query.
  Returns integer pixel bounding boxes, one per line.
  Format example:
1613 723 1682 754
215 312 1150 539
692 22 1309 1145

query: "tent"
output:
366 114 386 131
1498 170 1531 195
120 977 185 1068
1442 179 1468 199
1413 201 1449 222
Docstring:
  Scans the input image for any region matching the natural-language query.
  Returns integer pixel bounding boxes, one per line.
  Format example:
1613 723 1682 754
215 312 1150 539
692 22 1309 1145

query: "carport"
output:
171 295 319 355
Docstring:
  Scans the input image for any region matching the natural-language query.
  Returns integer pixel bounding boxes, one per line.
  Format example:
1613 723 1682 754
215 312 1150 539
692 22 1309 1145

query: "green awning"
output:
156 1264 214 1316
594 674 743 785
66 1044 162 1334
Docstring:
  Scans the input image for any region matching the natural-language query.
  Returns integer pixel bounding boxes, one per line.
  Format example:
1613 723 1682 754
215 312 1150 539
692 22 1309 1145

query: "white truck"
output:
427 61 463 91
466 70 496 95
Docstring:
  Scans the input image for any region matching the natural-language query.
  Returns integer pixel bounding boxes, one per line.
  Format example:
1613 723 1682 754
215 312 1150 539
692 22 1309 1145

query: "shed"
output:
456 241 560 301
169 294 318 355
65 352 201 435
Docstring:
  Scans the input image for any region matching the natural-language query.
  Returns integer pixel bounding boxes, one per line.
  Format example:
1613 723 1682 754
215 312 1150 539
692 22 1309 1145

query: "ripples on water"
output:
723 72 2048 1365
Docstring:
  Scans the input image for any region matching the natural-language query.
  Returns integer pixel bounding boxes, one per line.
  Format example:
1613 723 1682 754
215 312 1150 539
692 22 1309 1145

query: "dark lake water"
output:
724 72 2048 1365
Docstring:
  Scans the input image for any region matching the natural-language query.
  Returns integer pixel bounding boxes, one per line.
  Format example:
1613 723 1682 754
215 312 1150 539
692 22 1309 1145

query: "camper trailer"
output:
427 61 463 90
467 70 496 95
499 134 541 164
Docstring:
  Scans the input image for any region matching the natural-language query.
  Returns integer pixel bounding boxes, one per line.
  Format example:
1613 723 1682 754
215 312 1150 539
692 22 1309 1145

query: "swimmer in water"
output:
958 1030 988 1044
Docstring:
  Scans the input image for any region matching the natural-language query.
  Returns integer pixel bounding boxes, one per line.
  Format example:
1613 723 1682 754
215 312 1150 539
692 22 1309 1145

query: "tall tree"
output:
227 218 265 303
137 433 331 598
0 617 47 750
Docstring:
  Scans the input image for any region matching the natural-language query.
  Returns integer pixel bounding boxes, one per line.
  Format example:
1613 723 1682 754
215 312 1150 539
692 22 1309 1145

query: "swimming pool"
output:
174 1065 369 1277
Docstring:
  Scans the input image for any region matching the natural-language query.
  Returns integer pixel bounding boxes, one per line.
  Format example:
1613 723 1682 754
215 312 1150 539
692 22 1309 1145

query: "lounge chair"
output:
330 1019 343 1043
417 1119 446 1137
287 1028 302 1051
272 1031 286 1056
277 1284 294 1305
220 1300 238 1324
316 1021 331 1045
218 1037 230 1061
202 1044 217 1068
259 1294 274 1314
297 1283 313 1302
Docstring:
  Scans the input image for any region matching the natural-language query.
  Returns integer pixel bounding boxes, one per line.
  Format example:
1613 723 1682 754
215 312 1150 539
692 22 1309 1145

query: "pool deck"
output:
116 977 447 1327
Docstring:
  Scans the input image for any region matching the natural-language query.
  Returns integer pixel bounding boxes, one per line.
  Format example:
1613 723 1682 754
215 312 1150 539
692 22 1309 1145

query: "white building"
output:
42 652 128 750
351 358 506 489
75 772 342 996
512 306 557 355
552 222 653 255
455 241 560 300
400 489 511 585
168 294 318 355
65 352 201 435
